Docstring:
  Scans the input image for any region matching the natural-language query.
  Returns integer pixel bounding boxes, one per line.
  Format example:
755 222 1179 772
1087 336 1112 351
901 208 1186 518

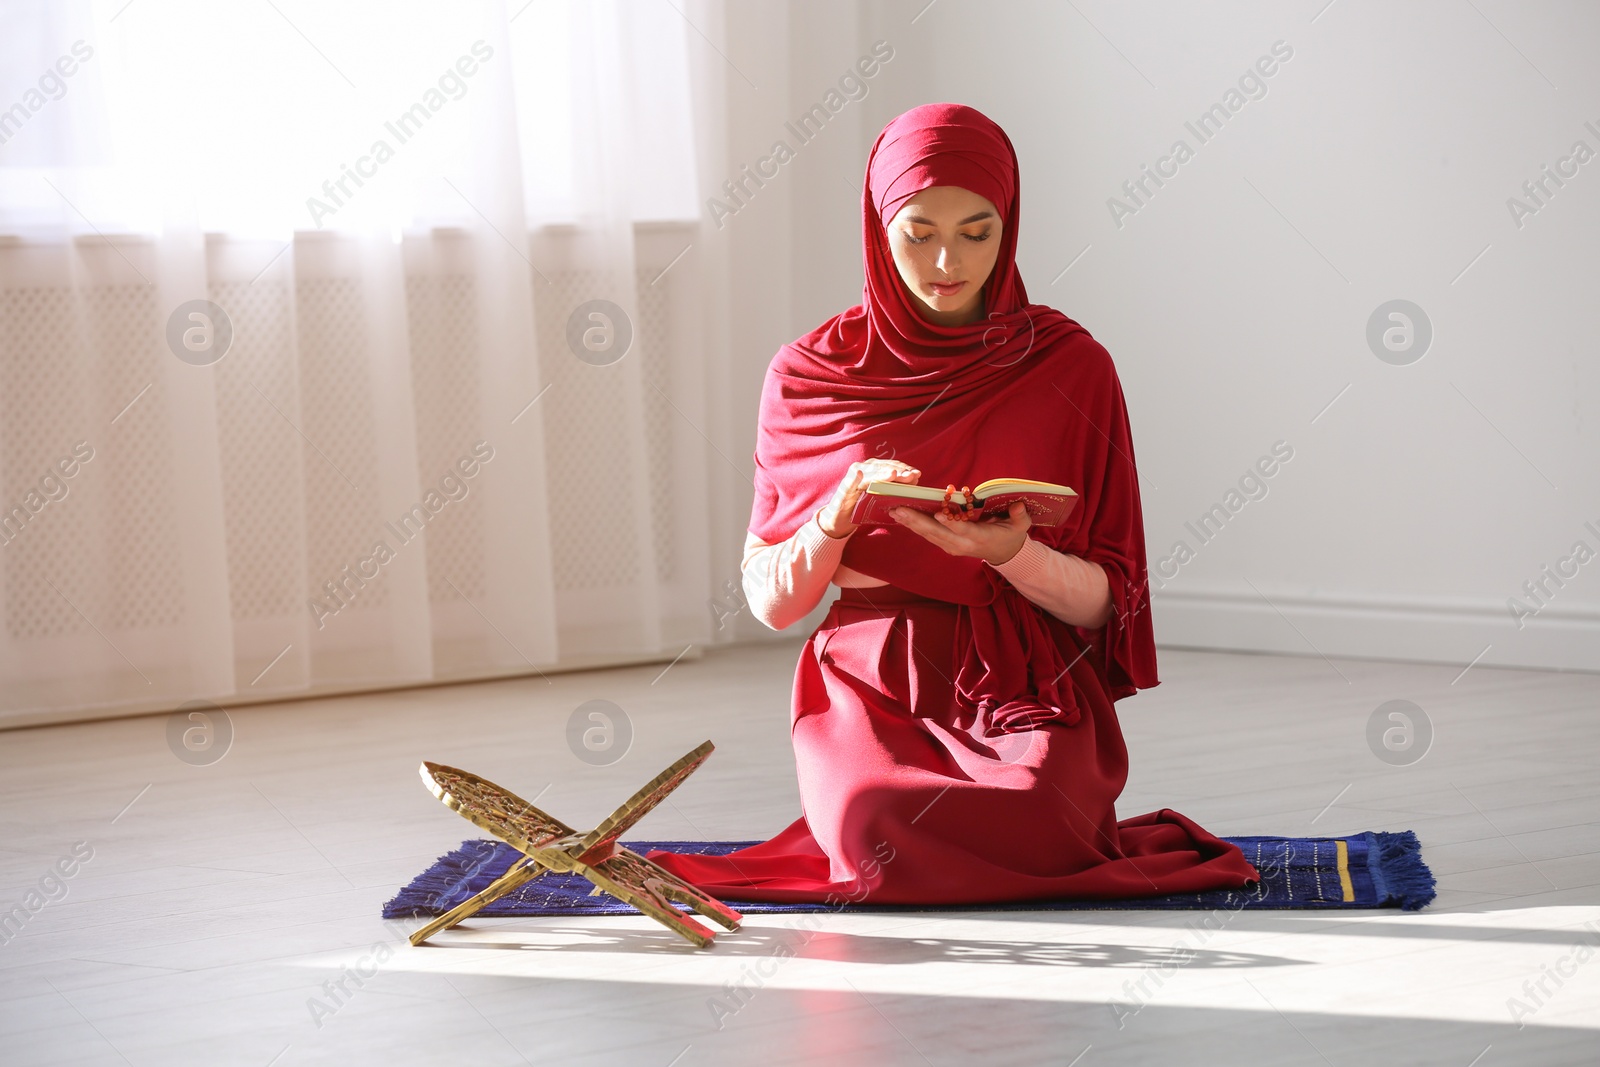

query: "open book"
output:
849 478 1079 527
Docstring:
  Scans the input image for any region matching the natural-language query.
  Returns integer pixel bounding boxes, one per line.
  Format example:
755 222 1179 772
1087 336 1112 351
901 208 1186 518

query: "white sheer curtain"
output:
0 0 728 725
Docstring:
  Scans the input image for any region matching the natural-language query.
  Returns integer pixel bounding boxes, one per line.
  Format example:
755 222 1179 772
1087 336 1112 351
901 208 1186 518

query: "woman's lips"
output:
929 280 966 296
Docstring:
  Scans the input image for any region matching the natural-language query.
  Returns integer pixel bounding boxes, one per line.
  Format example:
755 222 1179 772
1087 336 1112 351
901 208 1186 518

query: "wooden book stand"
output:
408 740 742 948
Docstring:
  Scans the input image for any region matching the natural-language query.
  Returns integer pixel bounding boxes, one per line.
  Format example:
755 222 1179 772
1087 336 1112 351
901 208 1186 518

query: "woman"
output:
645 103 1259 905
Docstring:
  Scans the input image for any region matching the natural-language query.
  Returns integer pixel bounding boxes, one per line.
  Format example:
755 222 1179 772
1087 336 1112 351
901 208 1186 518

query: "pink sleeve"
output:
741 510 850 631
987 536 1112 628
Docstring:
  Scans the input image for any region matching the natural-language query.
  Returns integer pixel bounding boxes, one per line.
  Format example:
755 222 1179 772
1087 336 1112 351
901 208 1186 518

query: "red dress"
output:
646 579 1258 905
645 102 1259 905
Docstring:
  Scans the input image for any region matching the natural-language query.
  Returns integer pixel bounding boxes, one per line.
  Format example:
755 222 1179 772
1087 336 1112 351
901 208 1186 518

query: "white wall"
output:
710 0 1600 674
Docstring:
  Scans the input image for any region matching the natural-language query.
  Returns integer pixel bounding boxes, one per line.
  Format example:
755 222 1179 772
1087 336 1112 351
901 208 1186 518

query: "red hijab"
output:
749 102 1159 723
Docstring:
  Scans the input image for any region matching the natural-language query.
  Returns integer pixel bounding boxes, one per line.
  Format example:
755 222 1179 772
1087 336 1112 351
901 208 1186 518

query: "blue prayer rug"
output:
383 832 1436 918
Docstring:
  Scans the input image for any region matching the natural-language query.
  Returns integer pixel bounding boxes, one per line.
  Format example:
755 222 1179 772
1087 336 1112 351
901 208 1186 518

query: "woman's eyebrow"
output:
902 211 995 225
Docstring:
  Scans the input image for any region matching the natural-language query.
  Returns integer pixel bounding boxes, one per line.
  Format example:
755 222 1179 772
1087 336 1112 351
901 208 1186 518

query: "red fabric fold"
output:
954 582 1081 733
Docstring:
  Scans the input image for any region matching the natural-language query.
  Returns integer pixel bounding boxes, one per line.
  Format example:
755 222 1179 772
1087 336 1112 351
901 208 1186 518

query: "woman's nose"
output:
935 243 956 274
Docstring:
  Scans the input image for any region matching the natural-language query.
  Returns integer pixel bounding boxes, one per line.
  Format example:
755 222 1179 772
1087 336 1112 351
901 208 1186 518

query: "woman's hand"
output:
890 499 1032 566
817 459 921 538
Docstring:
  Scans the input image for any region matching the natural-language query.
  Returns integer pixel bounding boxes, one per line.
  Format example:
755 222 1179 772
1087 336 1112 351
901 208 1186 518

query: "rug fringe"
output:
381 839 504 919
1369 830 1437 911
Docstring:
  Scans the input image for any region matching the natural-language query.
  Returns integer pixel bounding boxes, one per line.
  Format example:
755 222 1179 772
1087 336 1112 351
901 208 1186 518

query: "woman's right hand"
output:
817 459 921 539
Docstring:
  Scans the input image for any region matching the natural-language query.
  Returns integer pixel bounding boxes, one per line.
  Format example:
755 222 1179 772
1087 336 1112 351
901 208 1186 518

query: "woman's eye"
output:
903 231 991 245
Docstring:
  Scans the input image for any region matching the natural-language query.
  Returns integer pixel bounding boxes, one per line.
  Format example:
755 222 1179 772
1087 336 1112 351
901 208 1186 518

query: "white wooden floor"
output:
2 639 1597 1066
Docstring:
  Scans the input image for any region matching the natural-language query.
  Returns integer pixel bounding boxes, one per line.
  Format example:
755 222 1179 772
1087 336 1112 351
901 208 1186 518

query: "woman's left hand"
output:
889 499 1032 566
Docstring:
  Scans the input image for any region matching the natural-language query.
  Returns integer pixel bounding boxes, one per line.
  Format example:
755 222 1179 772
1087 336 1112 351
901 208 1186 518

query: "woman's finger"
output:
894 507 953 543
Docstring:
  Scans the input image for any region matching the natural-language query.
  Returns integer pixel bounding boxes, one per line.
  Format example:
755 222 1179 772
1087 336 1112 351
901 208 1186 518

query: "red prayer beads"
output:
940 484 981 522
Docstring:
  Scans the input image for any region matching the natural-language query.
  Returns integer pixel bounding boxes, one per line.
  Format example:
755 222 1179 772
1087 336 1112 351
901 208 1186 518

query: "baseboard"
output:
1151 586 1600 673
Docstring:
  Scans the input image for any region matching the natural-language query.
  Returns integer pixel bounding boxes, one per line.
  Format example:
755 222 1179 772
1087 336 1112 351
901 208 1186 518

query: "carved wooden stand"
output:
409 740 742 948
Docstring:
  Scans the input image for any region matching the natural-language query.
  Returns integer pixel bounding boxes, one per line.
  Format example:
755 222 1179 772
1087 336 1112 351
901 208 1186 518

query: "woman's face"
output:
885 184 1003 327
